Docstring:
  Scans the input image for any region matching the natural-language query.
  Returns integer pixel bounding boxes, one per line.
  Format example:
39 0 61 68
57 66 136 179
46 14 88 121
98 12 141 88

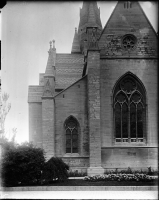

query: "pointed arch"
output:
113 72 147 99
113 72 146 143
64 115 79 128
64 115 79 153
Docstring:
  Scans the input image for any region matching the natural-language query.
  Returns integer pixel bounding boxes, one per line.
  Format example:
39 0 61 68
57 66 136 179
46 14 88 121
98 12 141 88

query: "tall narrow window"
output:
113 73 146 143
124 1 132 9
65 116 79 153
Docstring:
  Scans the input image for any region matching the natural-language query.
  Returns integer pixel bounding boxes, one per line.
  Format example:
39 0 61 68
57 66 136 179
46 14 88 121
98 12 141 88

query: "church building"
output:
28 1 158 175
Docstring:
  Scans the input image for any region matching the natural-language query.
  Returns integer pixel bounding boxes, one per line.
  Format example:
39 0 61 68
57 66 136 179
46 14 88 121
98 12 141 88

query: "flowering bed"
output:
84 174 158 182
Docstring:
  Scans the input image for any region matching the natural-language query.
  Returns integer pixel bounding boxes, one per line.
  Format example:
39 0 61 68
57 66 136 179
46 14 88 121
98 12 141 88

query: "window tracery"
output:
114 74 146 143
122 34 137 51
65 116 78 153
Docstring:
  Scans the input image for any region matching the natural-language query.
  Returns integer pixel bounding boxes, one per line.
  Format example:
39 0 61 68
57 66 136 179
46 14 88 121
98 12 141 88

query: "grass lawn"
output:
43 179 158 186
10 179 157 187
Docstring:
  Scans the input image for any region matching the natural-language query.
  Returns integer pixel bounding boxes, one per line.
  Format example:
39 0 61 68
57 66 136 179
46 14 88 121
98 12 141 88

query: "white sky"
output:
1 1 158 143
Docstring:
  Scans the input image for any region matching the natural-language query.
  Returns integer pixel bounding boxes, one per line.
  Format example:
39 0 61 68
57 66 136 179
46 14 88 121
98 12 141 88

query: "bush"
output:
41 157 69 184
2 142 45 186
1 140 70 186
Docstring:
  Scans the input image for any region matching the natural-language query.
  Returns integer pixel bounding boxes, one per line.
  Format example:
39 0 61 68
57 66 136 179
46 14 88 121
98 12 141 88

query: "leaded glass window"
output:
65 116 78 153
122 34 137 51
113 74 146 143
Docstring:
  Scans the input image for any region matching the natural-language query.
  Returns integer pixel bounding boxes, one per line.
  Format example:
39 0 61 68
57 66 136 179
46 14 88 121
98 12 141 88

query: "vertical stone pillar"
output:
87 50 104 176
42 98 55 160
42 78 55 160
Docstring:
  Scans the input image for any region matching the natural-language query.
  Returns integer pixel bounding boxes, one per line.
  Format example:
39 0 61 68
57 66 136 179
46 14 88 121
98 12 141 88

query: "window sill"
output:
63 153 80 157
113 142 147 147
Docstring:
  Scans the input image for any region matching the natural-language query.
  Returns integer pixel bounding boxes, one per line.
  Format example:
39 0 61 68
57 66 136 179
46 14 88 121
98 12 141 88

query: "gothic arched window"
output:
65 116 79 153
113 74 146 143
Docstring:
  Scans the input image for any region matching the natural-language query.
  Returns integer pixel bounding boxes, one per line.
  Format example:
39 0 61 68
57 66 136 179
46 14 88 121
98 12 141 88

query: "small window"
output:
124 2 132 9
122 34 137 51
65 116 79 153
130 2 132 8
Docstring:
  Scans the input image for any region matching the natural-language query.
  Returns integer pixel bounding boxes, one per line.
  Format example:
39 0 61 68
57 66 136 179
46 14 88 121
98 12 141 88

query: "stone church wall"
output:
98 2 158 59
54 76 89 159
100 58 158 169
29 102 43 147
42 98 55 159
101 147 158 170
28 1 158 173
62 157 89 173
100 58 158 147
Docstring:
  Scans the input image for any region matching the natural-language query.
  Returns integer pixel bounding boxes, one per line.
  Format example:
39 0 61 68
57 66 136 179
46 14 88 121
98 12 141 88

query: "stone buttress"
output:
42 41 56 159
86 27 104 175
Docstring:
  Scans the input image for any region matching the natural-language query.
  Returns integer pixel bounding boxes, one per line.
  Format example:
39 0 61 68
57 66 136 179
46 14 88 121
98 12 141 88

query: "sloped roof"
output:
55 53 84 89
54 75 87 98
71 28 81 54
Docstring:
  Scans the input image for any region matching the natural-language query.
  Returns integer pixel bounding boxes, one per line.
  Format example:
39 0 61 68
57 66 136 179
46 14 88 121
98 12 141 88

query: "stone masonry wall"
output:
42 99 55 159
99 2 157 58
54 76 89 158
29 103 42 147
100 58 158 170
61 157 89 173
100 59 158 148
101 147 158 170
87 51 102 167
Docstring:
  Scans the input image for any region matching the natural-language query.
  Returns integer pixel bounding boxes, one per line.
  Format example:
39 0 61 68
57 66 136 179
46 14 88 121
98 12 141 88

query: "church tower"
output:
78 1 102 53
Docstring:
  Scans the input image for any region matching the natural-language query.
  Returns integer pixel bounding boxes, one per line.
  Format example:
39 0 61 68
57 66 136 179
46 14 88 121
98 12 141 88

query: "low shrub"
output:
41 157 69 184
